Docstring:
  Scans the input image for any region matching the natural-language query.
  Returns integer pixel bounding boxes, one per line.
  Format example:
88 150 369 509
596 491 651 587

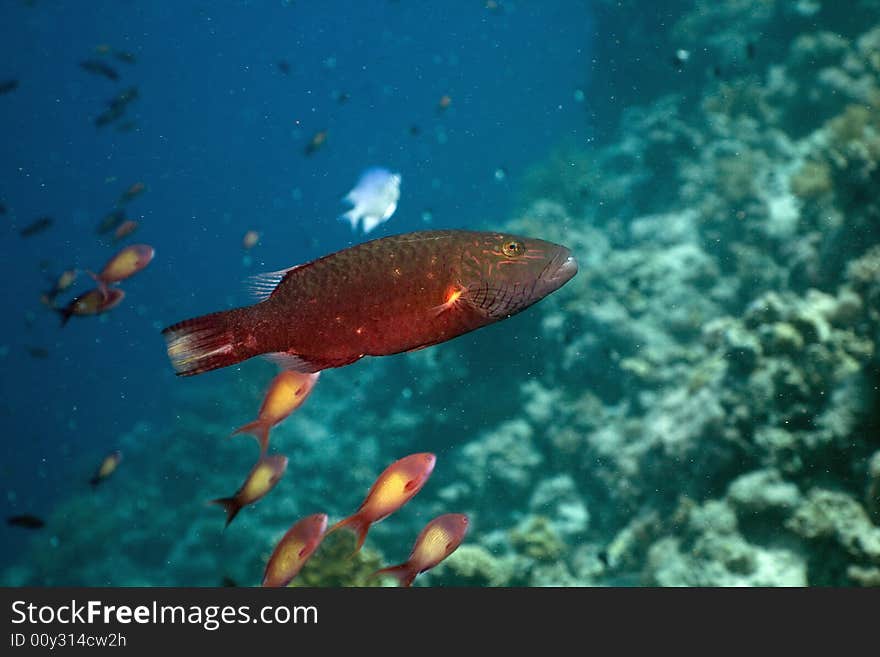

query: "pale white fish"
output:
340 167 401 234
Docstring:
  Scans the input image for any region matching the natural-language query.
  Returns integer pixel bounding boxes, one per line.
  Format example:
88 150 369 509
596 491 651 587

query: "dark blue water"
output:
0 1 594 570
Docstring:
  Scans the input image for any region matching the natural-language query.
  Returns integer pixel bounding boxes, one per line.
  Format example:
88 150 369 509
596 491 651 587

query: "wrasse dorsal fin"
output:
246 265 302 301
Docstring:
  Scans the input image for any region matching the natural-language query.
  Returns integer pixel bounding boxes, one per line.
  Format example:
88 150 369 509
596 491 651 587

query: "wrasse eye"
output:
501 240 525 257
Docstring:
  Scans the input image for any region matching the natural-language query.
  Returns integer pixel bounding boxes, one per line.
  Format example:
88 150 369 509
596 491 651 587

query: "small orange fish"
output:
374 513 469 587
118 181 145 205
89 243 154 295
57 287 125 326
90 450 122 486
231 370 319 454
437 94 452 111
113 219 139 242
43 269 78 305
304 130 327 156
211 454 288 527
326 453 436 553
262 513 327 587
242 230 260 250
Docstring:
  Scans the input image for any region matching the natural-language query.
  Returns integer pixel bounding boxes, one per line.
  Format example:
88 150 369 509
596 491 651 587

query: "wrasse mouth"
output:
547 249 578 285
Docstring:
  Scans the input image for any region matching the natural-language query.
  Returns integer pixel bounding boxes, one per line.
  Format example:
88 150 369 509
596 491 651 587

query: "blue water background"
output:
0 1 596 568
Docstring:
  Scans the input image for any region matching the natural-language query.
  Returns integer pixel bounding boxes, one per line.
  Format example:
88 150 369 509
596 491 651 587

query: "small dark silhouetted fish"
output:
0 79 19 95
0 201 7 214
7 514 45 529
746 42 756 60
113 219 139 242
108 86 139 111
333 90 350 104
304 130 327 156
26 346 48 359
95 104 125 128
20 216 53 237
97 208 126 234
221 576 237 587
80 59 119 81
113 50 136 64
408 124 421 136
118 181 145 205
277 60 291 75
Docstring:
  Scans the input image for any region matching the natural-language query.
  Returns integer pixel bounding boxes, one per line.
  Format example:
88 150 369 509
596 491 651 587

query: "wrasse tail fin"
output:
229 420 271 455
211 497 241 528
326 512 370 555
372 563 416 587
162 307 257 377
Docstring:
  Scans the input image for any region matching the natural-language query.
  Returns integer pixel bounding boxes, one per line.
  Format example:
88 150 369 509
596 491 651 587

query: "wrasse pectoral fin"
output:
430 285 466 317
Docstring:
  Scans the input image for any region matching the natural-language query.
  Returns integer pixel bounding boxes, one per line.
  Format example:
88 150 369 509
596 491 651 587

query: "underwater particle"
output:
19 216 53 237
437 94 452 111
89 450 122 487
88 244 154 296
374 513 469 587
96 208 126 234
0 79 19 95
79 59 119 81
262 513 327 587
161 230 578 376
322 56 337 70
229 370 319 454
57 287 125 327
494 167 508 182
7 514 45 529
304 129 327 156
573 88 585 103
332 90 350 104
671 48 690 70
242 229 260 250
421 209 433 223
211 454 288 528
113 219 139 243
339 167 401 234
117 181 145 205
277 59 291 75
326 453 436 554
